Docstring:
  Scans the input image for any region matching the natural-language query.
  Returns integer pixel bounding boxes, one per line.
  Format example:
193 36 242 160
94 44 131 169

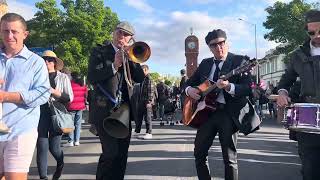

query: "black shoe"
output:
40 176 48 180
52 162 64 180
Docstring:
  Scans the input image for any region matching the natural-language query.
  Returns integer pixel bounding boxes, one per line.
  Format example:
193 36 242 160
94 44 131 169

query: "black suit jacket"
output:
185 52 253 127
87 41 145 124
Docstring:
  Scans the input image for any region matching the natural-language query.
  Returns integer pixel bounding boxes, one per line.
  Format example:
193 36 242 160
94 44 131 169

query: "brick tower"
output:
185 28 199 77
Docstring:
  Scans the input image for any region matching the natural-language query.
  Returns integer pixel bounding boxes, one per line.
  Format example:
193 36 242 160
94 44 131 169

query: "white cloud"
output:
7 1 36 20
264 0 291 5
133 10 277 75
124 0 153 13
186 0 233 5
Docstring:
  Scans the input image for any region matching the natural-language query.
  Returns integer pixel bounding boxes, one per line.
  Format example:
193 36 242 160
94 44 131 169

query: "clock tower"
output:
185 29 199 77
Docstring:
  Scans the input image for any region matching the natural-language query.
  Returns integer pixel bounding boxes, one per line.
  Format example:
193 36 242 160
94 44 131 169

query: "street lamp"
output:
238 18 259 84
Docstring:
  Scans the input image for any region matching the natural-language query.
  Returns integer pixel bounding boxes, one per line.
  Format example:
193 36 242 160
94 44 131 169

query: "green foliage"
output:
26 0 119 75
149 72 161 82
263 0 319 63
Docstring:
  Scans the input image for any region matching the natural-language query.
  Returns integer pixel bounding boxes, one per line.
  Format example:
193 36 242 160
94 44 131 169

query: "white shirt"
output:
310 41 320 56
111 43 119 74
208 59 235 104
185 58 235 104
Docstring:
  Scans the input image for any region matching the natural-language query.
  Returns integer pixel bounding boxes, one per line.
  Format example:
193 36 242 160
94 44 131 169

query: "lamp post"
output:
238 18 259 84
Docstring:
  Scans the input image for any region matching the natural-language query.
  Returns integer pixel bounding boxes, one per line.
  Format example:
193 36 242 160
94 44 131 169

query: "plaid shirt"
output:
140 74 154 104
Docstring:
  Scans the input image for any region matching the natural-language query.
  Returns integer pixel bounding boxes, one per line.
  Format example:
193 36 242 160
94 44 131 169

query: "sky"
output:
7 0 318 76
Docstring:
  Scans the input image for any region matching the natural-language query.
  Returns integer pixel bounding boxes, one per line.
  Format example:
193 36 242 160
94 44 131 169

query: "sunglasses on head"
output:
209 40 226 48
307 29 320 37
43 56 56 62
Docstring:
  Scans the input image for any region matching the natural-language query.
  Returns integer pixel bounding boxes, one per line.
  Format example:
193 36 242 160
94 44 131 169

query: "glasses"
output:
209 40 226 48
43 56 56 62
307 29 320 37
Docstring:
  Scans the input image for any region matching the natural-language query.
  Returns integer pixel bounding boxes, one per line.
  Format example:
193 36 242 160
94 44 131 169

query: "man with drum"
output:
277 9 320 180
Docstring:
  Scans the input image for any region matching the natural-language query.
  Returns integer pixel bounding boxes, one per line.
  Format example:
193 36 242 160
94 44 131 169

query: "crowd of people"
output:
0 8 319 180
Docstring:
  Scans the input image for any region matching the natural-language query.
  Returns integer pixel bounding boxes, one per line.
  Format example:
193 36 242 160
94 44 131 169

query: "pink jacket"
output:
67 80 88 111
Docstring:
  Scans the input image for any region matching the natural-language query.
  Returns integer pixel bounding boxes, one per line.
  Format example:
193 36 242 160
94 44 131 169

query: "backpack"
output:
157 83 168 101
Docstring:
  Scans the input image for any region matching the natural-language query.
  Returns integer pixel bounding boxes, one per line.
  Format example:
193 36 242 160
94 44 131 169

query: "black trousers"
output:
94 99 131 180
135 102 153 134
194 109 238 180
296 132 320 180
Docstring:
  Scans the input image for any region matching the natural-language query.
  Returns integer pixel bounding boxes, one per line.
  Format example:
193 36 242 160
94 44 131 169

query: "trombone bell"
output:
128 41 151 63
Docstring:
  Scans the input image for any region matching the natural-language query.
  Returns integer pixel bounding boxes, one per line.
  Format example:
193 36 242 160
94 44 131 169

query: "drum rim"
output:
293 103 320 107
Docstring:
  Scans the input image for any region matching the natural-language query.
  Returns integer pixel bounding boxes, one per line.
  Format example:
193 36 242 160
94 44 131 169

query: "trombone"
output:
103 40 151 138
121 40 151 88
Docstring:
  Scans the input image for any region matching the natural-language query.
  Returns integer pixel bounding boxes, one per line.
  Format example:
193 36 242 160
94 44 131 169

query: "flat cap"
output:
305 9 320 23
116 21 135 35
205 29 227 45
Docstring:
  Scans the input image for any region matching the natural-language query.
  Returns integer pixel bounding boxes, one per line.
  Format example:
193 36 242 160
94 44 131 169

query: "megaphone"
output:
103 103 130 138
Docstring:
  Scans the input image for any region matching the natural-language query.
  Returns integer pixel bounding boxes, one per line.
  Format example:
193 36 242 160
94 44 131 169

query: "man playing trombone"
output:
88 21 145 180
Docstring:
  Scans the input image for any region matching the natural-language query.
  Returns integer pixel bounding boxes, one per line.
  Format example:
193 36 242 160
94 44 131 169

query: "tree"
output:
263 0 319 62
149 72 161 83
26 0 119 75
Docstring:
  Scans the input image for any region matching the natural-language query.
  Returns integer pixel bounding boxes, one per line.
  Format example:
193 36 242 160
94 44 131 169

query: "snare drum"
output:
283 103 320 134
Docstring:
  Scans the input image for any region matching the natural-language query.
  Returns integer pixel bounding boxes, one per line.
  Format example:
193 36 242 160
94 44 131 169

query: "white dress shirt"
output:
111 43 119 74
185 58 235 104
310 41 320 56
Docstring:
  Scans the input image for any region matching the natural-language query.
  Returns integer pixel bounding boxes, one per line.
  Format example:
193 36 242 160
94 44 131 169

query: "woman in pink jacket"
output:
65 72 88 146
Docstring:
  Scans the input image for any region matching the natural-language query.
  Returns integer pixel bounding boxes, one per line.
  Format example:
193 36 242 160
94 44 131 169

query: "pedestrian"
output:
156 79 170 123
87 21 145 179
184 29 252 180
36 50 74 180
134 65 155 139
179 69 187 111
65 72 88 146
276 9 320 180
0 13 51 180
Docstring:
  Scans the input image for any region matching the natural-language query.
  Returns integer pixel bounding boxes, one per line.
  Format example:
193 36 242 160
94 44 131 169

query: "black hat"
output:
305 9 320 23
205 29 227 45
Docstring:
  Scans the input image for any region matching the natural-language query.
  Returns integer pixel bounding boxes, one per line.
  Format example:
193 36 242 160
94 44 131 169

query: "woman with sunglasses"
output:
36 50 73 180
277 10 320 180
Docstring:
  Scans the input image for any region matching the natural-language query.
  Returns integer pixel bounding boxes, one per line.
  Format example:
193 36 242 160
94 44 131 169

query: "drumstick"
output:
268 94 279 101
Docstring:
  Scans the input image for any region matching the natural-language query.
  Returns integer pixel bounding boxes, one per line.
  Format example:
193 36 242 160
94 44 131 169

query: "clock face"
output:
188 41 196 49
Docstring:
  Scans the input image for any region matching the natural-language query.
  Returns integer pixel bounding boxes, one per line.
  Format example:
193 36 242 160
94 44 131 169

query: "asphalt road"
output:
28 111 301 180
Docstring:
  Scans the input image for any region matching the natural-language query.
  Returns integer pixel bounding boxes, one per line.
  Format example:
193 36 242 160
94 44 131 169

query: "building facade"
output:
259 49 286 86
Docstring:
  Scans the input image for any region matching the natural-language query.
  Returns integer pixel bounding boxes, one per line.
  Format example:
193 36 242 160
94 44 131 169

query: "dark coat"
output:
185 52 255 133
278 40 320 101
87 41 145 125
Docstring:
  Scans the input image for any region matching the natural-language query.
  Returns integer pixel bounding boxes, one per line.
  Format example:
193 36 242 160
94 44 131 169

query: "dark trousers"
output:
194 109 238 180
37 107 64 178
152 104 158 119
297 132 320 180
94 102 131 180
135 102 153 134
158 101 165 120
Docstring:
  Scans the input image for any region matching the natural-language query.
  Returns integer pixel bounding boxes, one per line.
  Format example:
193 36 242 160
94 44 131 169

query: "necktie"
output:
213 60 222 81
